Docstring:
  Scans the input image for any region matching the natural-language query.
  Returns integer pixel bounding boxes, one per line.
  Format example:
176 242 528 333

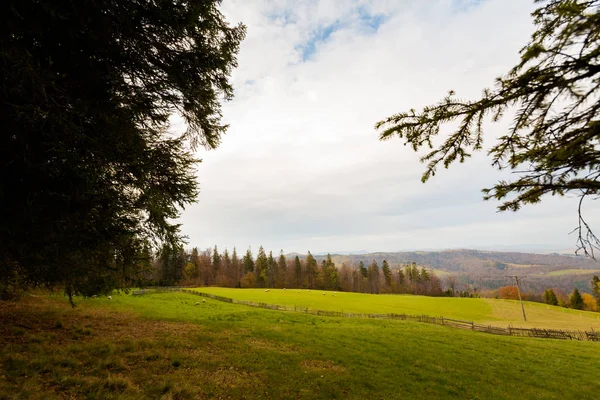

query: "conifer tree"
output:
231 247 241 285
305 252 318 289
294 256 302 287
267 250 276 288
1 0 245 298
543 288 559 306
359 261 368 278
255 246 268 287
277 251 287 288
212 245 221 279
382 260 392 287
243 248 254 274
570 288 585 310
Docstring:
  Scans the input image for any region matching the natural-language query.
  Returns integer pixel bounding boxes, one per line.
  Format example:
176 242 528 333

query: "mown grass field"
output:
546 268 600 276
1 291 600 399
193 287 600 330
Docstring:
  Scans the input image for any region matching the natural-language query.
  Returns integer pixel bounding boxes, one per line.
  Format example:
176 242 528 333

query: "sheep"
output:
322 292 326 295
202 299 206 303
265 289 270 292
107 296 112 300
195 302 200 306
91 295 97 299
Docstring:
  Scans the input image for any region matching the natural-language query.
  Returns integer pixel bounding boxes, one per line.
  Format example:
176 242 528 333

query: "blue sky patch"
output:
297 21 343 61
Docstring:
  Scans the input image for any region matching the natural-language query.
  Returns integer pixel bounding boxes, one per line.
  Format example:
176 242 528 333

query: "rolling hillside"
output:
194 288 600 330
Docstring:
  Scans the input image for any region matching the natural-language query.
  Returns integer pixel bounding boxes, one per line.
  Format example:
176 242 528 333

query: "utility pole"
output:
511 275 527 322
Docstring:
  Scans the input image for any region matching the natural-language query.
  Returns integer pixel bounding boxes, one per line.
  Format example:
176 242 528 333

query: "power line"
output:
508 275 527 322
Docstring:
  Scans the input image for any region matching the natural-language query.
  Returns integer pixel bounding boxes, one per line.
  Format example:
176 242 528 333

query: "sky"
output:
177 0 600 255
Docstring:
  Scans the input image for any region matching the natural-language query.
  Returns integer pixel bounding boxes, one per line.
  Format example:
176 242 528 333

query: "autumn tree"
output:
1 0 245 299
368 260 380 294
376 0 600 256
499 286 521 300
582 293 598 312
396 268 406 292
218 249 232 286
445 275 458 296
570 287 585 310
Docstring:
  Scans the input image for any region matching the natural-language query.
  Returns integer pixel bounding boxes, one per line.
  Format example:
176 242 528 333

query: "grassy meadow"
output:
1 291 600 399
193 287 600 330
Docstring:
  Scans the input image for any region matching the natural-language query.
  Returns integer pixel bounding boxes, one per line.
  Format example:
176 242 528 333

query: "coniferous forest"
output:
149 245 445 296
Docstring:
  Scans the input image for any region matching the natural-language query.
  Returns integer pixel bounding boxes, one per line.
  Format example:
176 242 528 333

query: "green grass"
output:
546 268 600 276
192 287 600 330
1 292 600 399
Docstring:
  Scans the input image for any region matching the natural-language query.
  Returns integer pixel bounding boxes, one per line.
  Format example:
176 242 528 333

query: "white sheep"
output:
265 289 270 292
322 292 326 295
202 299 206 303
107 296 112 300
195 302 200 306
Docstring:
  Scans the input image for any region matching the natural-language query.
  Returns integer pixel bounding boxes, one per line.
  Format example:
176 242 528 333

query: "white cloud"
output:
177 0 599 254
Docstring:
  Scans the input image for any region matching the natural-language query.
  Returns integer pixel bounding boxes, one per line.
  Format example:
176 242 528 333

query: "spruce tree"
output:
382 260 392 287
231 247 241 286
267 250 276 288
294 256 302 287
1 0 245 298
255 246 268 287
277 251 287 288
212 245 221 279
305 252 318 289
543 288 559 306
570 288 585 310
359 261 368 278
243 248 254 274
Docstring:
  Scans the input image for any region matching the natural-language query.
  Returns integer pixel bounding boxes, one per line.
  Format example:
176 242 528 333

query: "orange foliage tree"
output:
582 293 598 312
499 286 521 300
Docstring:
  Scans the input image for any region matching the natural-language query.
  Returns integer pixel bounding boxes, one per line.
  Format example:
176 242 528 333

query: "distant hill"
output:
291 249 600 293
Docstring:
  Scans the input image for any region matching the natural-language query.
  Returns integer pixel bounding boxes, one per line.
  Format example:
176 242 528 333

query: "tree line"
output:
494 276 600 312
147 245 445 296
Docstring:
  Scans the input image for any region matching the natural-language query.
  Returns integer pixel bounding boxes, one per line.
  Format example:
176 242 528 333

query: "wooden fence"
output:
134 287 600 342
